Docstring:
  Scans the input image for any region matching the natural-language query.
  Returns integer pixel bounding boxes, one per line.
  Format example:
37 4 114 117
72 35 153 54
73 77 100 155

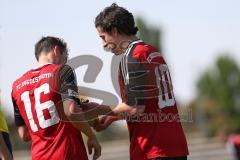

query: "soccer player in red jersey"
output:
93 3 189 160
11 37 101 160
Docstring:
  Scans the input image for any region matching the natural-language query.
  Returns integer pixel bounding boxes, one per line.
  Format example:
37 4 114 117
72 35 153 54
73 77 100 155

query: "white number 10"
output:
21 83 60 132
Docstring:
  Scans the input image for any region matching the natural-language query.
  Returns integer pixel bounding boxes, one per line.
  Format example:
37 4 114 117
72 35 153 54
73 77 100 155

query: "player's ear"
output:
53 45 60 56
111 27 119 37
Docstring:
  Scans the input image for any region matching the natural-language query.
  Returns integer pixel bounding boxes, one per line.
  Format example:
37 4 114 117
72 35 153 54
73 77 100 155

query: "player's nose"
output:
103 42 107 48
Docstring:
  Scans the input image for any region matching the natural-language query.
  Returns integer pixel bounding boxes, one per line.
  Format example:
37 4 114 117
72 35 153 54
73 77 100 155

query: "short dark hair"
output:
35 36 68 61
95 3 138 35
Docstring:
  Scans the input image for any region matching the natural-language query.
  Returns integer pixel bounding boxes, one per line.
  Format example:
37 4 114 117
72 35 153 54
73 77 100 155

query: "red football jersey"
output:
12 64 88 160
118 40 189 159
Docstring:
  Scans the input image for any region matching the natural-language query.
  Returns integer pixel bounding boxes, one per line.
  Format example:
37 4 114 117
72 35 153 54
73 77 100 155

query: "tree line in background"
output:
195 55 240 136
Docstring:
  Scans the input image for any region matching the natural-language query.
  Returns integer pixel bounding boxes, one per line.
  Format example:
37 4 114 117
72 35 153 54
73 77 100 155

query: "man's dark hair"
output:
35 36 68 61
95 3 138 35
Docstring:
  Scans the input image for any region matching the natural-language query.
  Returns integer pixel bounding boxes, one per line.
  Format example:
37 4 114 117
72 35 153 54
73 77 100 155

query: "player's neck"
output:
121 35 138 43
37 56 53 67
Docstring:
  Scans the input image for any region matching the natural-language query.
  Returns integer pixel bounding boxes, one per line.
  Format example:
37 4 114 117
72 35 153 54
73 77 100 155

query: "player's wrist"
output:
108 116 118 122
88 136 97 142
87 133 97 140
111 116 118 123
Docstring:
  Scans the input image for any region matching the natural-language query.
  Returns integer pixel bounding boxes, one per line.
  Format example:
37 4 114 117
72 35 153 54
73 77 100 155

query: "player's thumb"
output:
88 143 93 155
99 116 107 123
93 146 101 160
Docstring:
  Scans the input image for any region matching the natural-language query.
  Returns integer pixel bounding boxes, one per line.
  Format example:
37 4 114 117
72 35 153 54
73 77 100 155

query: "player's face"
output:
52 46 68 65
96 27 123 55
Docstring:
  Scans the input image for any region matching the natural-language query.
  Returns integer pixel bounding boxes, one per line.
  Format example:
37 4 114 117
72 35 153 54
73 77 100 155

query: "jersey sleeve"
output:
120 56 149 106
125 63 146 106
11 92 25 126
59 65 81 106
146 52 165 65
123 48 163 106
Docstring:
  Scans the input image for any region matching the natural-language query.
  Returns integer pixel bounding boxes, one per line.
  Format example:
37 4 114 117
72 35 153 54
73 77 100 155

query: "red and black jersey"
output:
11 64 88 160
118 40 189 159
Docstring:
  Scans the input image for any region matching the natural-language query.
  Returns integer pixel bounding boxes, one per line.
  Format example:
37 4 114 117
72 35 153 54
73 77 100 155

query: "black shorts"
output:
151 156 187 160
1 131 13 155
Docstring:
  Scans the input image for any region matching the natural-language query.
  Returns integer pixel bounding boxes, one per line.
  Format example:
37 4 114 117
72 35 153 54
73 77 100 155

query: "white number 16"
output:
21 83 60 132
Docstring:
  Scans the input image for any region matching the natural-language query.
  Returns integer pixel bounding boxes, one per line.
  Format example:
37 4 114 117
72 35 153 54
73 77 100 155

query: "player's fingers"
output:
99 116 107 123
93 125 99 131
80 98 89 103
93 145 101 160
94 124 106 132
94 126 102 132
95 127 103 132
93 152 101 160
101 118 112 128
95 119 112 131
87 143 93 155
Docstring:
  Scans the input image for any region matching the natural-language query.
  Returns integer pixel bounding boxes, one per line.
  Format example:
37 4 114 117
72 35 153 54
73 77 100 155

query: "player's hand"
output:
80 98 89 104
18 125 32 142
82 102 100 111
87 136 101 160
82 102 101 121
94 116 114 132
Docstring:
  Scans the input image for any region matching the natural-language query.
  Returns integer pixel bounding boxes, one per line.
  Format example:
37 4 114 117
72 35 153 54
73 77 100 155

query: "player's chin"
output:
113 50 122 56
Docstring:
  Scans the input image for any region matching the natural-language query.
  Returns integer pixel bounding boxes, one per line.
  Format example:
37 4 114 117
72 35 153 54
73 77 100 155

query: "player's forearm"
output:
82 102 144 120
66 110 97 139
83 103 131 117
63 100 96 139
67 112 97 139
112 103 145 116
81 103 112 119
72 121 96 139
65 111 96 139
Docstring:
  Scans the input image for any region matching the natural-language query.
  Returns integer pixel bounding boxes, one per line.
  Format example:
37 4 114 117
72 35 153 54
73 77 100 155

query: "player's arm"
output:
63 99 97 138
17 125 31 142
81 63 146 118
0 131 13 160
82 102 145 115
12 92 31 142
91 102 145 132
63 99 101 159
59 64 98 131
92 103 145 132
94 54 155 131
106 51 164 118
60 65 101 160
80 104 144 132
113 103 145 115
89 93 146 132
